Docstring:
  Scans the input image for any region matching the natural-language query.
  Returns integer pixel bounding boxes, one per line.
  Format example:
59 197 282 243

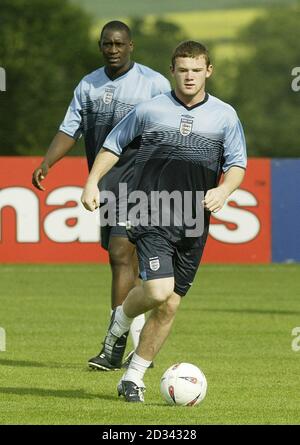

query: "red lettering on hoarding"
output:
0 157 107 263
0 157 271 263
203 159 271 263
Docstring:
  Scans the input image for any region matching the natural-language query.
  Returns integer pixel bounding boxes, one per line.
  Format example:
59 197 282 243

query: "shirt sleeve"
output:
59 82 83 140
222 112 247 172
151 75 171 97
103 107 143 156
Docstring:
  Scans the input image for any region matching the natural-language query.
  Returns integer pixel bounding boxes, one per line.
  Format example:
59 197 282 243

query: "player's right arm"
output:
81 148 120 211
32 132 76 191
81 106 144 212
32 81 83 191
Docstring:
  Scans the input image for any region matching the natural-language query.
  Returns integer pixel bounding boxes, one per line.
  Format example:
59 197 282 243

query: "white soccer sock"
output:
123 353 152 386
129 314 145 349
110 305 133 337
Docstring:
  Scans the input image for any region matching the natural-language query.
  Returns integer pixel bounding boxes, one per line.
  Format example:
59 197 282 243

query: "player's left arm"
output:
203 110 247 213
202 166 245 213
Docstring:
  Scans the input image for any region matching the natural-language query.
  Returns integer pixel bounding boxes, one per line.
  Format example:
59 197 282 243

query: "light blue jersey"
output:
103 91 247 244
60 62 170 249
59 62 170 173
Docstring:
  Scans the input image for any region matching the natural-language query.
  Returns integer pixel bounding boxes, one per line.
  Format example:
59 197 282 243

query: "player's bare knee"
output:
108 242 133 267
156 295 180 321
144 286 173 305
165 294 181 315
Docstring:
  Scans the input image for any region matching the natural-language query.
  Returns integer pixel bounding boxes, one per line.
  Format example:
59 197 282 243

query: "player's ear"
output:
129 40 134 52
206 64 213 78
170 64 175 77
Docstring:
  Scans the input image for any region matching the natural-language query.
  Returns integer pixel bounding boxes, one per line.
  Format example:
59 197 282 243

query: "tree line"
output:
0 0 299 157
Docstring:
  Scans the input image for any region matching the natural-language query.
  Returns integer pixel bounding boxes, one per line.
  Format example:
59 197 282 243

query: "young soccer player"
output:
81 40 247 401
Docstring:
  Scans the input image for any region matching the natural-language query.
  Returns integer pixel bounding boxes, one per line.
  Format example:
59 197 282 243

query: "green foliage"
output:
217 4 300 157
0 0 98 155
71 0 297 18
1 0 299 157
129 18 187 83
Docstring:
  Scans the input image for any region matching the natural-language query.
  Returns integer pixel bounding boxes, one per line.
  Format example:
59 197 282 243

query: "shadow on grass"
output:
0 358 88 370
0 386 118 401
186 308 300 316
0 359 46 367
0 385 200 405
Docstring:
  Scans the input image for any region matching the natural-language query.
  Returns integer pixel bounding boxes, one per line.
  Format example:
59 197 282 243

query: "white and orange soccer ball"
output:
160 363 207 406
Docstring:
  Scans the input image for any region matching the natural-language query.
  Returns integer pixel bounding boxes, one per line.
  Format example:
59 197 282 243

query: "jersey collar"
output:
104 61 135 81
171 90 209 111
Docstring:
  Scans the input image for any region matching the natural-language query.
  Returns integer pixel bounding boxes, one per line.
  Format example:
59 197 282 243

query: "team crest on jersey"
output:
149 257 160 271
179 116 194 136
103 86 116 104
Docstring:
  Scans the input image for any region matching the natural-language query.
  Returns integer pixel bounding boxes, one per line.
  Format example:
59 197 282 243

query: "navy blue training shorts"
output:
135 233 205 297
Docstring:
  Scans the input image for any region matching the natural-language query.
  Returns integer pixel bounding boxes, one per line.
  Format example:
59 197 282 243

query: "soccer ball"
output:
160 363 207 406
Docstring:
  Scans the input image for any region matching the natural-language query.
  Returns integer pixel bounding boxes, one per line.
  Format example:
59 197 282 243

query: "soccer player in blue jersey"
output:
82 40 247 402
31 21 170 370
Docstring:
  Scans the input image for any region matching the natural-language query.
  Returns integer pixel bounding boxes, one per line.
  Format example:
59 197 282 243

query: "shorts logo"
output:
103 86 116 104
149 257 160 271
179 116 193 136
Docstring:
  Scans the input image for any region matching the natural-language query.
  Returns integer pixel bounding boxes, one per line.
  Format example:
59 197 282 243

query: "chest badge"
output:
103 86 116 104
179 116 194 136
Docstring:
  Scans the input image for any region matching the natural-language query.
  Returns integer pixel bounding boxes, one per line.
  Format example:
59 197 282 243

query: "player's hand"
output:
202 185 229 213
32 162 49 191
81 182 100 211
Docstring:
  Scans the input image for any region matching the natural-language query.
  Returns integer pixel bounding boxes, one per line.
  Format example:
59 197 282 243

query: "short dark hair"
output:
100 21 132 41
171 41 211 68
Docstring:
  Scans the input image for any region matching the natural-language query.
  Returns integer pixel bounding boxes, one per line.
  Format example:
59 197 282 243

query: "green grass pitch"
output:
0 264 299 424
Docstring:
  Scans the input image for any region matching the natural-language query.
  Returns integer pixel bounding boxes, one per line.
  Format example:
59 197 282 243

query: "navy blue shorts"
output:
135 233 205 297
